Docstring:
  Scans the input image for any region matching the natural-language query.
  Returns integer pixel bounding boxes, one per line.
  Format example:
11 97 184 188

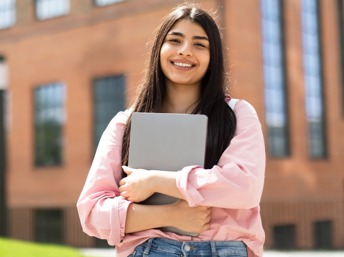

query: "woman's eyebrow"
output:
167 31 209 41
193 35 209 41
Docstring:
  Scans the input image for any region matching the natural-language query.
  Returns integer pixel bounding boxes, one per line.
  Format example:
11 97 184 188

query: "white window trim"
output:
36 0 70 20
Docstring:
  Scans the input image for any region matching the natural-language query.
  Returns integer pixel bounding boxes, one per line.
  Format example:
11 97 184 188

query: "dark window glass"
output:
0 89 6 236
261 0 290 157
93 75 125 151
0 0 16 30
35 209 63 244
35 0 69 20
336 0 344 117
34 83 65 167
273 224 296 249
301 0 327 158
314 220 333 249
95 238 111 248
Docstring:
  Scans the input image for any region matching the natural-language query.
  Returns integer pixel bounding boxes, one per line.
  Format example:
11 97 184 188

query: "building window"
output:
301 0 327 158
35 0 70 20
0 90 6 236
313 220 333 249
35 209 63 244
0 56 7 236
0 56 8 90
337 0 344 117
34 83 65 167
273 224 296 249
93 75 125 151
0 0 16 30
94 0 125 6
261 0 290 157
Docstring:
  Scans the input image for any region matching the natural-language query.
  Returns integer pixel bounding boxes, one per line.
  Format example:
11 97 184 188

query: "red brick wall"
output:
1 0 343 249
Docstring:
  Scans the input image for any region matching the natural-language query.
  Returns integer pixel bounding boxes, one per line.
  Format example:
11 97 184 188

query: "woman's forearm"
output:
125 203 174 233
150 170 185 199
120 167 185 202
125 200 211 234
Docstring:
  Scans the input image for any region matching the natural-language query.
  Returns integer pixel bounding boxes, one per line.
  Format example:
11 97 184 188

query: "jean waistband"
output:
140 237 248 256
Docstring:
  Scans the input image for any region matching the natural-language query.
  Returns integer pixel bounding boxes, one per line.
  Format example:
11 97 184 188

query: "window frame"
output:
336 0 344 117
34 208 64 244
301 0 328 159
0 0 16 30
261 0 291 158
33 82 65 167
273 224 296 249
94 0 125 7
313 220 333 249
92 75 125 153
0 89 7 236
35 0 70 21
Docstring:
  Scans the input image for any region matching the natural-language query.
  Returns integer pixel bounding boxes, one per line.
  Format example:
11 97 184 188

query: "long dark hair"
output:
122 4 236 170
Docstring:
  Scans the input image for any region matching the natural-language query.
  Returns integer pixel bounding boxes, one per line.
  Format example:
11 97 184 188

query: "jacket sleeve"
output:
76 111 131 245
176 100 266 209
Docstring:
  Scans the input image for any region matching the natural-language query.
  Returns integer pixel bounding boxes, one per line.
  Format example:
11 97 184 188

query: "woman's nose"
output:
178 42 192 56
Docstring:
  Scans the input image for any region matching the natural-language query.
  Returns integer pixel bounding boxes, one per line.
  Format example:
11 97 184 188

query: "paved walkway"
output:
263 251 344 256
80 248 344 257
80 248 114 257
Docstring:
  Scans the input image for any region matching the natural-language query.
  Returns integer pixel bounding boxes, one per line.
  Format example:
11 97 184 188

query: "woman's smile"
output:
170 59 196 69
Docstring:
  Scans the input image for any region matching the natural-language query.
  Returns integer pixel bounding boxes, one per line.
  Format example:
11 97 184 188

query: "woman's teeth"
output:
173 62 193 68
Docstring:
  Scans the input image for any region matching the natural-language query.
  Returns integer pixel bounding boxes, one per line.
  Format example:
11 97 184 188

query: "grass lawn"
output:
0 238 87 257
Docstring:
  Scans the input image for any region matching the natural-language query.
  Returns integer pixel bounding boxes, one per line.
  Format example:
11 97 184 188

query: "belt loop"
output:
210 241 217 257
143 238 154 255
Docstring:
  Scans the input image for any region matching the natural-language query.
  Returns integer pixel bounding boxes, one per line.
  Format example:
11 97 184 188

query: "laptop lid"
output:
128 112 208 236
128 112 208 171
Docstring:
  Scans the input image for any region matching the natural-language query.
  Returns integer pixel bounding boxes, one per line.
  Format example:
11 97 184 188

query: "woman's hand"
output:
169 200 211 234
119 166 154 202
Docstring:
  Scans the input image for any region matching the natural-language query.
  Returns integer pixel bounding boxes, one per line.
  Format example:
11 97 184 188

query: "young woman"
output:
77 4 265 257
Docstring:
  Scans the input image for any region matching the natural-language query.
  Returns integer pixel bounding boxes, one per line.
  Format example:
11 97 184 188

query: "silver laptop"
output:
128 112 208 236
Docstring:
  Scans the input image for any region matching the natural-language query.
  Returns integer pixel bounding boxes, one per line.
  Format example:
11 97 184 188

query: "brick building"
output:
0 0 343 250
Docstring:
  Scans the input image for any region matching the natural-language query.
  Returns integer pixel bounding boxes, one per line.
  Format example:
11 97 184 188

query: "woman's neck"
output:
160 83 200 114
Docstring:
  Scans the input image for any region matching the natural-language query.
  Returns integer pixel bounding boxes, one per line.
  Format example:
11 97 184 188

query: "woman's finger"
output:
119 179 126 186
122 166 133 175
120 190 128 197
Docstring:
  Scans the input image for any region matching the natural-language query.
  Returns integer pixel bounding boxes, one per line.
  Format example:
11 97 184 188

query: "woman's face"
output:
160 19 210 88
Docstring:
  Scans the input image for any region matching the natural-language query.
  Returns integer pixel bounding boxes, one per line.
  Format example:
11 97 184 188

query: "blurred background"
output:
0 0 343 252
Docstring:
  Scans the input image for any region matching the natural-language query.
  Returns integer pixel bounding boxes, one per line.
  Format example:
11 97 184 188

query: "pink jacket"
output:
77 99 266 257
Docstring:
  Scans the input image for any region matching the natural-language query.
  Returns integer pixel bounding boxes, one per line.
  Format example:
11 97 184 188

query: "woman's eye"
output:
168 38 180 43
195 43 206 48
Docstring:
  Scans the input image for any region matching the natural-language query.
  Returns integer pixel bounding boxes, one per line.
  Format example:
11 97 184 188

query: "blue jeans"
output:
128 237 248 257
